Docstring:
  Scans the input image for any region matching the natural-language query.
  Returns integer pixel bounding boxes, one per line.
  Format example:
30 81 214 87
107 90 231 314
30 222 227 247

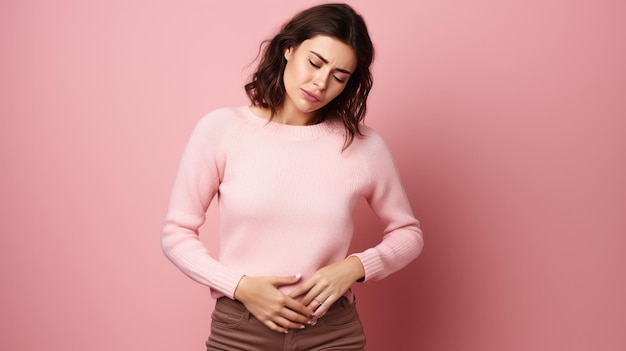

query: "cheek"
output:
327 84 347 100
285 61 308 86
298 62 315 81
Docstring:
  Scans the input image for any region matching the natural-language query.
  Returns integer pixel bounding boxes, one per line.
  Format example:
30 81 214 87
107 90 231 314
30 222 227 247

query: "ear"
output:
284 47 294 61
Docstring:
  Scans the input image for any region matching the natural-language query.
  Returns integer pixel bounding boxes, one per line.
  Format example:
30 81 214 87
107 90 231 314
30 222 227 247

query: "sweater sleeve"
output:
161 111 243 299
349 132 424 282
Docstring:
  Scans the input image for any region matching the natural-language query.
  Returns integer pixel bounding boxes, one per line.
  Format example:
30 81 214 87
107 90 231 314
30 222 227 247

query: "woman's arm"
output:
161 113 243 298
290 130 423 318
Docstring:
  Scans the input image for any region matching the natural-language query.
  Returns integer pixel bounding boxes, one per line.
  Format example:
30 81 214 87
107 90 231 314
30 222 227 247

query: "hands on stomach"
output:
234 257 365 333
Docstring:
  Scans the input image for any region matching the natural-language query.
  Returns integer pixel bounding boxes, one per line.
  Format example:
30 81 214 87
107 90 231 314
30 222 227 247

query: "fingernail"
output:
295 273 301 279
300 325 306 329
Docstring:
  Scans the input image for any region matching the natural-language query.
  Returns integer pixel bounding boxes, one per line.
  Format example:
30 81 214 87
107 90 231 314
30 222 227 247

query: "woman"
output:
162 3 423 350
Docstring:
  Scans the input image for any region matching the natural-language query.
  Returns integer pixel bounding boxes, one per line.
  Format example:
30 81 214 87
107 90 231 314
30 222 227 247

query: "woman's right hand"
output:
233 274 314 333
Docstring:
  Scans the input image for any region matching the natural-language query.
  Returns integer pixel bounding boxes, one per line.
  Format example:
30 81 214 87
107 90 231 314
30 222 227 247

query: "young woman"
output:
162 3 423 350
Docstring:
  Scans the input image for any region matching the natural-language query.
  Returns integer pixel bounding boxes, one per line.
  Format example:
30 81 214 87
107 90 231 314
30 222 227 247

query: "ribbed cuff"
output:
349 249 382 282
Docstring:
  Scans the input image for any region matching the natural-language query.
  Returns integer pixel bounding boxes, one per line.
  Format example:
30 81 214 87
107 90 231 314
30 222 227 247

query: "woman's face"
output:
282 35 357 122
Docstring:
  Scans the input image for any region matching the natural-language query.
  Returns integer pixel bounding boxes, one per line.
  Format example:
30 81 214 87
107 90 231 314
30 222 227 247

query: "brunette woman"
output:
162 3 423 350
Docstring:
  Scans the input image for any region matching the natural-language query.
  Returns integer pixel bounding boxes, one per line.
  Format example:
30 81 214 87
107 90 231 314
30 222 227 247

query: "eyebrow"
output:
309 51 353 75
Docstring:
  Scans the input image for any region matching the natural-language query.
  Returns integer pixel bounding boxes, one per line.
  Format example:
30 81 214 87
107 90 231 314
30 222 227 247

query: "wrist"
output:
346 256 365 282
233 275 249 301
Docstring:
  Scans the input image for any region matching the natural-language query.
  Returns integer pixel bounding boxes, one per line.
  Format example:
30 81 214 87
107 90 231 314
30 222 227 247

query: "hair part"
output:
244 3 374 149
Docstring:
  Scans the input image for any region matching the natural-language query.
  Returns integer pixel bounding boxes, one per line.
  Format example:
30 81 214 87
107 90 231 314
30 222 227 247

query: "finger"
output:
306 297 324 311
280 306 312 325
264 320 288 334
270 273 302 287
273 314 310 332
275 313 308 330
303 292 325 308
288 279 315 300
284 297 315 319
301 287 326 306
312 295 339 318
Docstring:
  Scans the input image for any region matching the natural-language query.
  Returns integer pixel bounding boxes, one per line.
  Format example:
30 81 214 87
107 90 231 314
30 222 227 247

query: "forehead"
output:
298 35 357 70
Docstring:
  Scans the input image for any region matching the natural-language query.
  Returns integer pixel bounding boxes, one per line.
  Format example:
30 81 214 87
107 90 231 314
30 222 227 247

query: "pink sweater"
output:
162 106 423 299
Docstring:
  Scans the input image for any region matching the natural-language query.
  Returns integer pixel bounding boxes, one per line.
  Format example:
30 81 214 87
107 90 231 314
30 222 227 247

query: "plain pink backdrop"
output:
2 0 625 350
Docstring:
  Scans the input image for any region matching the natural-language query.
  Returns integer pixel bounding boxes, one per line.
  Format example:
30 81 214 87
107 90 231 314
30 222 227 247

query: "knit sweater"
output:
162 106 423 299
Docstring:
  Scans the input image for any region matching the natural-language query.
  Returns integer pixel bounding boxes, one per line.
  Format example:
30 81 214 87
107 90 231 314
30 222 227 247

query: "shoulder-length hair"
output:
244 3 375 149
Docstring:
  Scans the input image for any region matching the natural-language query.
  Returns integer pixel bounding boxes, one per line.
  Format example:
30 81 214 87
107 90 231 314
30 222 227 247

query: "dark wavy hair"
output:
244 3 374 149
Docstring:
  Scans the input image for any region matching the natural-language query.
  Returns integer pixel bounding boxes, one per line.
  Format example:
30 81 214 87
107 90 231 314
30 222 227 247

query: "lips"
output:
301 89 321 103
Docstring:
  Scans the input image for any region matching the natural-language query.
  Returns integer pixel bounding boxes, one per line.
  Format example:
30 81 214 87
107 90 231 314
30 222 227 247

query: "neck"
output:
250 104 323 126
276 103 318 125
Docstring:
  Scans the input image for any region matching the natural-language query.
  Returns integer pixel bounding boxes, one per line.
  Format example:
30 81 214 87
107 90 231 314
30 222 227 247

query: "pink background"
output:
2 0 625 350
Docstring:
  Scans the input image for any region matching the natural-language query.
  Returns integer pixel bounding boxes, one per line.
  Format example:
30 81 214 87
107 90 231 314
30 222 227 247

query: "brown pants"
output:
206 297 366 351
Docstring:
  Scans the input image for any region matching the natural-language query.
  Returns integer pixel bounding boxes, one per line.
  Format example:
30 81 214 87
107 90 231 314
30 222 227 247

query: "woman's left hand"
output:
288 256 365 319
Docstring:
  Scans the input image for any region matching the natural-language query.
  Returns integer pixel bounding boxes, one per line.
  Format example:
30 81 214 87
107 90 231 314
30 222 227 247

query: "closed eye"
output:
309 60 321 68
309 58 347 83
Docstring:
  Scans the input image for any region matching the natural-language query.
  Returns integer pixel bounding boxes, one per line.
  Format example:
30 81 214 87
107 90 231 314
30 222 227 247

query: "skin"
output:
236 35 366 333
250 35 357 125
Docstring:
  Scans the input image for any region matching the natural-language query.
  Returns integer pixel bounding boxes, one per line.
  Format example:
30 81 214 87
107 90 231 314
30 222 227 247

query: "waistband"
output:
215 296 353 318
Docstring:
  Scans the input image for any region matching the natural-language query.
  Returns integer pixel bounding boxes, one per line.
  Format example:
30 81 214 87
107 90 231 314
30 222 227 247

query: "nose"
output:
312 71 328 91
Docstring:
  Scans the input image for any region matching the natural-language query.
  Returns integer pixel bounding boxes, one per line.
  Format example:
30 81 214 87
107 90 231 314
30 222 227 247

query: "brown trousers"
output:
206 297 366 351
